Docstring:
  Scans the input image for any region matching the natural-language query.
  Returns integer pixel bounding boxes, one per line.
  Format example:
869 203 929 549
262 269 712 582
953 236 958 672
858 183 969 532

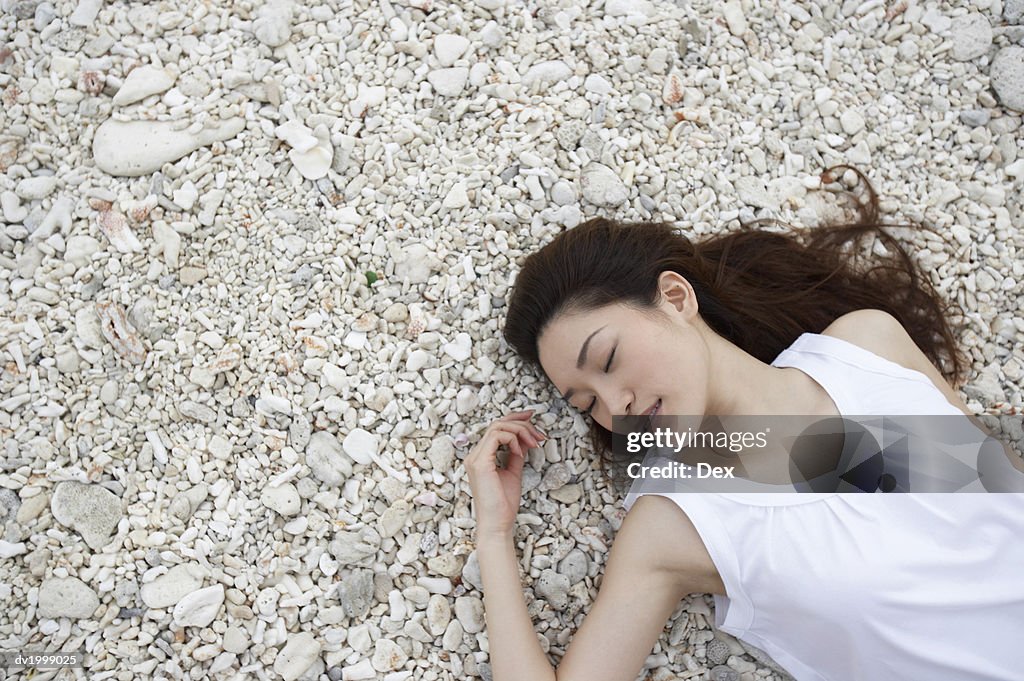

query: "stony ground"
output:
0 0 1022 680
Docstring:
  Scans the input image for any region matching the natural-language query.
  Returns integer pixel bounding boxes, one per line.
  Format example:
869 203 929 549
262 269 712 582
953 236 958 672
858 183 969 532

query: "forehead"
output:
538 304 632 369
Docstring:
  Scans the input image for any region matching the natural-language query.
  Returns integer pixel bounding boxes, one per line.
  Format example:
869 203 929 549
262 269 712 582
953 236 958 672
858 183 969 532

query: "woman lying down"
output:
463 166 1024 681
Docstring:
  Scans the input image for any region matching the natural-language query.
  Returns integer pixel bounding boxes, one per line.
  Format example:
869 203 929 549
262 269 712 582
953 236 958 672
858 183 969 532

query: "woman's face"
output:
536 273 712 433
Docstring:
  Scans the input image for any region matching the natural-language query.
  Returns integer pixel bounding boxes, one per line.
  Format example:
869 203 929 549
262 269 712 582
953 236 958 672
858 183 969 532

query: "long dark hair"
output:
502 164 968 486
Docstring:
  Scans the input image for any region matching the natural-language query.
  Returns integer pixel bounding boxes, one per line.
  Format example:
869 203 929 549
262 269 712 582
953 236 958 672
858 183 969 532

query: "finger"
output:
503 421 542 448
505 439 526 477
500 410 536 421
484 419 543 447
468 429 523 471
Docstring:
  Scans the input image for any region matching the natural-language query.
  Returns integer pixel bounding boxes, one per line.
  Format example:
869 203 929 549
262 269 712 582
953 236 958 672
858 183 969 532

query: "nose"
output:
597 387 632 417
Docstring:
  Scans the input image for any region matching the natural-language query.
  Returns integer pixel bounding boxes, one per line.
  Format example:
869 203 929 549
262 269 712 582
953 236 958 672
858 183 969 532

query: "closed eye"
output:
585 345 616 415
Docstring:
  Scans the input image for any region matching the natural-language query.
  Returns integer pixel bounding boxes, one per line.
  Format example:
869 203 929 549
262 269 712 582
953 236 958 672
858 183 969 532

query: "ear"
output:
656 271 699 320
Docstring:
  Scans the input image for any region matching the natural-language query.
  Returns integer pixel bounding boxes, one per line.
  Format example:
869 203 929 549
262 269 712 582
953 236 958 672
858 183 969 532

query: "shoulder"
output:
822 309 971 414
821 309 922 370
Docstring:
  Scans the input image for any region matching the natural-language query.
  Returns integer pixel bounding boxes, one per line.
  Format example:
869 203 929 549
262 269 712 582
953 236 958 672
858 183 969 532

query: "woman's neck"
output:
703 328 836 417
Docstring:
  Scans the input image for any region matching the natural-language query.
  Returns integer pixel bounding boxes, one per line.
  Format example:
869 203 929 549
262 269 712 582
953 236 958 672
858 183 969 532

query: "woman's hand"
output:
464 410 548 539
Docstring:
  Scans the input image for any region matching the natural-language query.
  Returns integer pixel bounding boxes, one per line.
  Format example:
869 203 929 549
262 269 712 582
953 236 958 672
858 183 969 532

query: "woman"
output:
463 165 1024 681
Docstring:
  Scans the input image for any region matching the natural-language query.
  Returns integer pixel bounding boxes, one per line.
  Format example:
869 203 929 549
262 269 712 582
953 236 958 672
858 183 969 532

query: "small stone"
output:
1006 0 1024 24
92 118 245 177
338 569 375 619
342 428 379 466
558 549 589 584
260 483 301 516
706 638 731 665
709 665 740 681
535 569 570 610
549 483 582 504
330 528 382 566
442 181 470 209
550 180 576 205
522 60 572 87
991 47 1024 112
722 0 747 36
112 65 176 106
371 639 408 672
253 0 293 47
949 13 993 62
427 67 469 97
172 584 224 627
434 34 470 66
395 243 441 284
15 175 59 200
172 180 198 211
223 625 250 654
584 74 613 95
426 594 451 635
50 481 122 550
141 563 206 609
305 431 353 486
454 596 485 634
556 119 586 150
734 175 774 209
839 109 865 136
960 109 991 127
379 500 411 538
37 577 99 619
442 332 472 361
580 162 628 207
274 632 321 681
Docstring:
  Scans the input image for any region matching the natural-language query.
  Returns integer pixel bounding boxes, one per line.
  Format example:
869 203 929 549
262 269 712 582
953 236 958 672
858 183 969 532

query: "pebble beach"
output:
1 0 1022 679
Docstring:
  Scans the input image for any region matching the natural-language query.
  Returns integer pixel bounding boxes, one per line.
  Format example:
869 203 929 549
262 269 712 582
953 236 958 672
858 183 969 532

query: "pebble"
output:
305 431 353 486
50 481 122 550
260 482 301 516
342 428 379 466
275 120 334 180
428 67 470 97
172 584 225 627
960 109 991 127
991 47 1024 112
722 1 747 37
1007 0 1024 23
223 625 250 653
522 60 573 87
839 110 865 136
253 0 294 47
111 65 177 106
454 596 485 633
949 13 992 62
580 162 628 207
15 176 59 200
434 34 470 66
535 569 570 610
274 632 321 681
36 577 99 619
371 639 408 672
92 118 245 176
140 563 206 609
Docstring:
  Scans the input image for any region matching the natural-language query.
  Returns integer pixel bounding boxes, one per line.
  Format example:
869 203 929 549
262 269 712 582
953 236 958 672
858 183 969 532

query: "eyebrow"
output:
562 325 607 402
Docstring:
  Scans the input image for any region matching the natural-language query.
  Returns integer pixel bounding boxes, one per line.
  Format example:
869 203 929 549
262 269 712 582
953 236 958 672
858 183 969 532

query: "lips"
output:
642 399 661 417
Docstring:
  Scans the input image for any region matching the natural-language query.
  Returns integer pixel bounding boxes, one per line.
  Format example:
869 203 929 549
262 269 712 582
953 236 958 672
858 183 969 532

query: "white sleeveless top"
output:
623 333 1024 681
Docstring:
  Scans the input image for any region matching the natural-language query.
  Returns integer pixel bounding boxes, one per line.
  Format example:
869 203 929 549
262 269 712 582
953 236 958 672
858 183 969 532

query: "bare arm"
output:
477 530 557 681
479 495 709 681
